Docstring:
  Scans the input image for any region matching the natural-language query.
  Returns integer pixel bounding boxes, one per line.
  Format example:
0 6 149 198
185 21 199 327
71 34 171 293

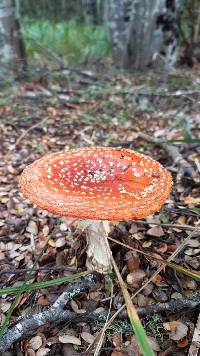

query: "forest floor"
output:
0 65 200 356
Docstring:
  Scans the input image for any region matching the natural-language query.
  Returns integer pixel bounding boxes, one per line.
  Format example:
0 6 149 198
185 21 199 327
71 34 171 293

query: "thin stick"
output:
14 116 49 147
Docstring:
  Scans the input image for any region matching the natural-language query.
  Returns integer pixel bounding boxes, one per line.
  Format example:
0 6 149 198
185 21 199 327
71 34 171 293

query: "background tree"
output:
0 0 26 80
107 0 182 70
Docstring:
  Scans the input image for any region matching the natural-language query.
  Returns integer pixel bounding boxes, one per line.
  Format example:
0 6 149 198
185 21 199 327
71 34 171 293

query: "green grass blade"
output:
0 271 88 296
111 256 154 356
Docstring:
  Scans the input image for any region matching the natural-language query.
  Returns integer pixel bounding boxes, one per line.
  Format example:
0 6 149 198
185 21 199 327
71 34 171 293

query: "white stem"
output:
83 220 112 273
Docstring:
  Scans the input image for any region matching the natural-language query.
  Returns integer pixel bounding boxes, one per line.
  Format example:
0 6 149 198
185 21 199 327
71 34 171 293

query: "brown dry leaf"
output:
182 279 197 290
177 337 189 348
124 251 140 272
182 196 200 207
177 216 186 225
37 296 51 306
154 243 168 253
80 331 95 344
147 226 165 237
126 270 145 286
70 300 86 314
58 335 81 345
29 336 43 351
163 321 188 341
151 274 162 285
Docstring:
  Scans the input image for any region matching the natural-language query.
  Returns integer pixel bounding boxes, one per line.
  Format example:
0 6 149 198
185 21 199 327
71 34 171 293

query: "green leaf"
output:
190 208 200 216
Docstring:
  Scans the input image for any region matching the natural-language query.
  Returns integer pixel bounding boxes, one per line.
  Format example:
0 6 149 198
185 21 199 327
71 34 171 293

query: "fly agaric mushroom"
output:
19 147 172 273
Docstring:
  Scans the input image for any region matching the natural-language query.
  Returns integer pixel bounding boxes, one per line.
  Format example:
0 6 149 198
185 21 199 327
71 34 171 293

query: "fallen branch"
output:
121 291 200 317
0 273 97 352
138 133 198 181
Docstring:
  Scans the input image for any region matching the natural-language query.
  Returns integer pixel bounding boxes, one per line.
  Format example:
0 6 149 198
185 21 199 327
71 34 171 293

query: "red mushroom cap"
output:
19 147 172 220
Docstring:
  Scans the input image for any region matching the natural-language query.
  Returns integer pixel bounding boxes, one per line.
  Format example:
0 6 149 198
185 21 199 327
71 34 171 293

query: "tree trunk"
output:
82 0 106 25
107 0 182 70
0 0 26 80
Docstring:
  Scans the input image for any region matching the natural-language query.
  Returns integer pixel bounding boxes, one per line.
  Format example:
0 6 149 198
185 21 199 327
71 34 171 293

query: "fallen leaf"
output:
58 335 81 345
177 216 186 225
37 296 50 306
163 321 188 341
55 237 66 248
147 226 165 237
151 274 162 285
142 240 152 248
177 337 189 348
81 331 95 344
36 348 51 356
155 243 168 253
29 336 43 351
126 270 146 286
26 220 38 235
124 251 140 272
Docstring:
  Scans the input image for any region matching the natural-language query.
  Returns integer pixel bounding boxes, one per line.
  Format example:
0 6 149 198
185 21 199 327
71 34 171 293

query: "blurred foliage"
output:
20 0 83 21
21 17 110 64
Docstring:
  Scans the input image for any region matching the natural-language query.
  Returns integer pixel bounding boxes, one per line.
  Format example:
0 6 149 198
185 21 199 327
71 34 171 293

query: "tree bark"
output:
0 0 26 80
82 0 106 25
107 0 182 70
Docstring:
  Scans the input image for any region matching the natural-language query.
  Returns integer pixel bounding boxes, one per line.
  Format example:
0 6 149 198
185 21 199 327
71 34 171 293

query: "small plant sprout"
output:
19 147 172 273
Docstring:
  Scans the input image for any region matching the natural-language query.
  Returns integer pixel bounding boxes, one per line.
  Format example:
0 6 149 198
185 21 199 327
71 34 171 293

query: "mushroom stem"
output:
84 220 112 273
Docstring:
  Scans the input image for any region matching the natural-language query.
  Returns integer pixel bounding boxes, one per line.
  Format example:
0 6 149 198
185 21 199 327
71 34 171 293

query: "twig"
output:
14 116 49 147
138 133 198 180
0 274 97 352
121 291 200 317
188 312 200 356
